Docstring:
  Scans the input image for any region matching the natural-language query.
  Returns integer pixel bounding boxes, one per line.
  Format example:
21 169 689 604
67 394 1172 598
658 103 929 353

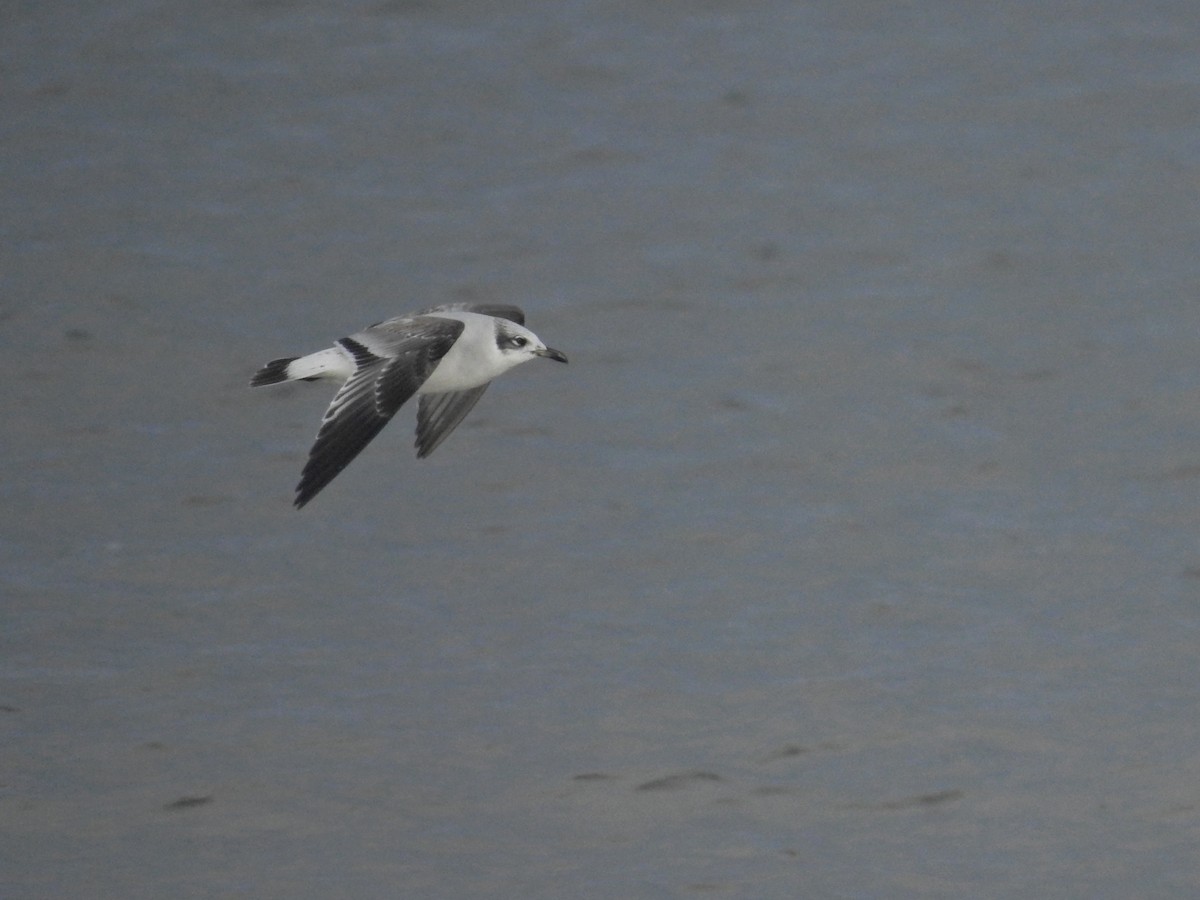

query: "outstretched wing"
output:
419 303 525 326
293 318 464 508
415 385 490 459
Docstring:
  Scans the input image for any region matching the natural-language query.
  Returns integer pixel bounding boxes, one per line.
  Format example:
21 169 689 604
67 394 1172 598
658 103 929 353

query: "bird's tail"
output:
250 357 299 387
250 347 354 387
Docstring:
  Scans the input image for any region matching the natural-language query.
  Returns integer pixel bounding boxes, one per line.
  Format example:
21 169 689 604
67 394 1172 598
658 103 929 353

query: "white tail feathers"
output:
250 347 353 386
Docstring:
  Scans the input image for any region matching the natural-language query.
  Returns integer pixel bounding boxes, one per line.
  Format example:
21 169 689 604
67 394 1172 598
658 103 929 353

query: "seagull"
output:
251 303 568 508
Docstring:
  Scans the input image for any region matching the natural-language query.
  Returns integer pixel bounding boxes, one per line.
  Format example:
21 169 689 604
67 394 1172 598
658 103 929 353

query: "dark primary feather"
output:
293 320 463 508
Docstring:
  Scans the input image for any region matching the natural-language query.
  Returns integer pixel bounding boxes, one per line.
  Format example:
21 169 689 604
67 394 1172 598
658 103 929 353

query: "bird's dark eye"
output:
511 336 528 348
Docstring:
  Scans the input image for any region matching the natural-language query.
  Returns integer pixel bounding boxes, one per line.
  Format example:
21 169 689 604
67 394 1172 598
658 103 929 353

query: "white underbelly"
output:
419 340 496 393
418 312 504 393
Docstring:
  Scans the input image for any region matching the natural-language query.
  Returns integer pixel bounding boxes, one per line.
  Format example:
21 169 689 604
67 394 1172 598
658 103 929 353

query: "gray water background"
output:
5 1 1200 897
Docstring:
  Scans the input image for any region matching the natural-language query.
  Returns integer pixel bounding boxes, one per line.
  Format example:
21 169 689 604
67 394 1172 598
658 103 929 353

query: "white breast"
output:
418 312 510 393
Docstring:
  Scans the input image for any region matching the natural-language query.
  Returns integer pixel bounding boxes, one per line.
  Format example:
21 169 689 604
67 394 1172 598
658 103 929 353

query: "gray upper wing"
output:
415 385 490 459
293 318 464 508
419 303 525 326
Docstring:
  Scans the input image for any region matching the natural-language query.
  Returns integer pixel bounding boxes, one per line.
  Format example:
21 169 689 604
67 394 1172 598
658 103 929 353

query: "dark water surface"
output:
5 2 1200 897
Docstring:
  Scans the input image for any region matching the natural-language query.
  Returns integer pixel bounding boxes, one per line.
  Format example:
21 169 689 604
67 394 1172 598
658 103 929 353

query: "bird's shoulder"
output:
350 314 466 359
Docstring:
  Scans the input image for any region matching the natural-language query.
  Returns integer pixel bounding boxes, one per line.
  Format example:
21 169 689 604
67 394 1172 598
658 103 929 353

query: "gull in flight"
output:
251 303 568 507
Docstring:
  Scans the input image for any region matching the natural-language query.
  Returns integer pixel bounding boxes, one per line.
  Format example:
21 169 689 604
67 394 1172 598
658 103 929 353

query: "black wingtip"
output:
251 357 298 387
293 475 328 510
293 479 328 509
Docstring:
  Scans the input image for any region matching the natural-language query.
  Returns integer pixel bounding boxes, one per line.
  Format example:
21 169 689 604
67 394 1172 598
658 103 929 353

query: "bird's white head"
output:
494 320 569 366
